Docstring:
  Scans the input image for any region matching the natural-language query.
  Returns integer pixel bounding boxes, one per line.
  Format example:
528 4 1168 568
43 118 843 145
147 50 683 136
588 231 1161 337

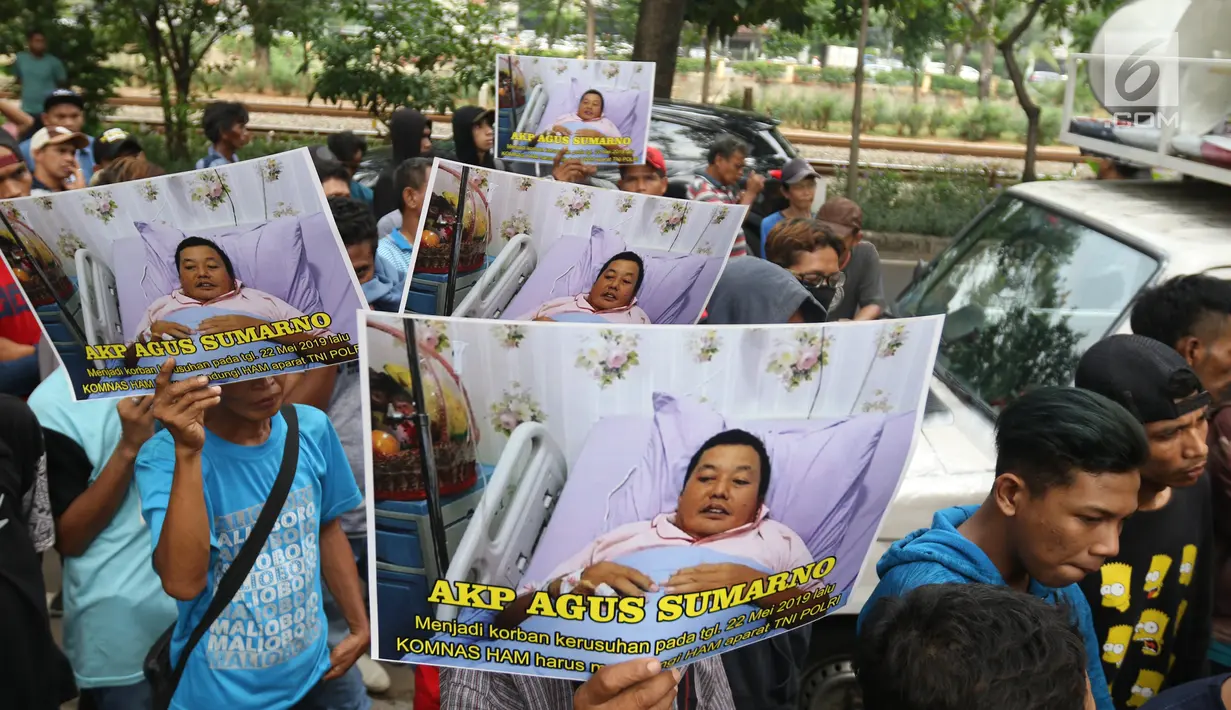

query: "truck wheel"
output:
798 617 862 710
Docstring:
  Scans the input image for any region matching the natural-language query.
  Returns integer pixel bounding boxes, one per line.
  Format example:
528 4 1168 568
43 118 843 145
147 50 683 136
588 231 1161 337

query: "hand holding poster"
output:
496 55 654 167
361 313 942 679
0 148 366 400
402 158 740 322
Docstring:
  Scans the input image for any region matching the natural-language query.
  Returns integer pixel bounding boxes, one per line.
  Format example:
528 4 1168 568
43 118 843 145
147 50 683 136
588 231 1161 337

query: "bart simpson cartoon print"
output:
1177 599 1189 632
1127 670 1165 708
1133 610 1170 657
1101 562 1132 612
1143 554 1172 600
1179 544 1197 586
1102 625 1133 666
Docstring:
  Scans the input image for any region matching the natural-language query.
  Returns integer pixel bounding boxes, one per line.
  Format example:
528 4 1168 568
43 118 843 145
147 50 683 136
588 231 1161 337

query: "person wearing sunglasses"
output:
763 217 846 320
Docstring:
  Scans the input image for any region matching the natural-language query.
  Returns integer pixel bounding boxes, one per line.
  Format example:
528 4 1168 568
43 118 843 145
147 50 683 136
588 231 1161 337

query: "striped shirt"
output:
440 656 736 710
686 174 746 258
378 228 415 280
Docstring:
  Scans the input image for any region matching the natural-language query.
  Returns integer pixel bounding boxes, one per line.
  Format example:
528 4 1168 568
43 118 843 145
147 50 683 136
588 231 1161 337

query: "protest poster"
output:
0 148 366 400
496 54 654 167
360 312 942 678
401 157 739 324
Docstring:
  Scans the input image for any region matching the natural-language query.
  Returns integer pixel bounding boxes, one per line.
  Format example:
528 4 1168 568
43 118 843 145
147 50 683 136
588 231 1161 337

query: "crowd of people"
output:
8 27 1231 710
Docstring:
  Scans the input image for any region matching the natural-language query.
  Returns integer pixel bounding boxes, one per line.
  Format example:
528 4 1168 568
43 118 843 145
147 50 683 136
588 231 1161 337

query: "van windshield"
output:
896 195 1159 414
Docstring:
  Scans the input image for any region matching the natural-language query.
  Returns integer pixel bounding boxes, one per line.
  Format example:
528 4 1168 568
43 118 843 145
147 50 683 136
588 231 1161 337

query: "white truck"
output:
798 177 1231 709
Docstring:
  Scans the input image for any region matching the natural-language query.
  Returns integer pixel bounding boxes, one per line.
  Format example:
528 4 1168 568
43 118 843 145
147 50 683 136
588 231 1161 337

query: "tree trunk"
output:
167 68 194 162
978 35 995 99
999 0 1046 181
847 0 871 199
632 0 688 99
912 69 921 103
253 21 272 76
583 0 596 59
701 22 715 104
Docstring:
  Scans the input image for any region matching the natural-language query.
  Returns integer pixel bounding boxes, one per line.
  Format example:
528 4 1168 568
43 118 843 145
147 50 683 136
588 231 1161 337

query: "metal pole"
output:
402 316 451 578
443 166 469 315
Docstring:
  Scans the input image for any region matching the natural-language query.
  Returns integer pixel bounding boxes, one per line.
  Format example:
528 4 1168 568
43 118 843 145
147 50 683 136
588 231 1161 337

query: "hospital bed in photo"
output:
451 234 536 319
513 84 550 138
75 248 124 369
436 422 568 623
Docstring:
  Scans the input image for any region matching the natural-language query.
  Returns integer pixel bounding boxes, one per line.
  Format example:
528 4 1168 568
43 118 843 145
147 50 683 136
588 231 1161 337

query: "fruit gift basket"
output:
367 319 480 501
416 164 491 275
498 58 528 110
0 209 74 306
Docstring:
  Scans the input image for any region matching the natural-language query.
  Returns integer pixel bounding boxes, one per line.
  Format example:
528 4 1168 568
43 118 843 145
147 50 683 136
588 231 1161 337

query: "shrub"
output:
821 66 854 85
829 167 1005 237
931 74 979 97
875 69 915 87
927 104 952 137
1039 106 1063 145
795 66 822 83
957 102 1012 141
899 103 928 137
861 96 892 133
676 57 705 73
732 61 787 82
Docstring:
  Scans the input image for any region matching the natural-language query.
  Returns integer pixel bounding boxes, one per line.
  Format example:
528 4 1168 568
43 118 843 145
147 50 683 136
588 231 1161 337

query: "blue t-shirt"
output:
27 368 178 688
196 146 239 170
349 180 374 207
134 405 363 710
759 210 787 253
13 51 66 115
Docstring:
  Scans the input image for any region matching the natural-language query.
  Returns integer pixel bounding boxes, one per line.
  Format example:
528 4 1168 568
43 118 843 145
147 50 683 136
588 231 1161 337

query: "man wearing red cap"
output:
616 146 667 196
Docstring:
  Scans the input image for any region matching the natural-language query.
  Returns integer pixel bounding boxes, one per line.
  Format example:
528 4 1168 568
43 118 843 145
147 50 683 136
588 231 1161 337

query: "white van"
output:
799 177 1231 708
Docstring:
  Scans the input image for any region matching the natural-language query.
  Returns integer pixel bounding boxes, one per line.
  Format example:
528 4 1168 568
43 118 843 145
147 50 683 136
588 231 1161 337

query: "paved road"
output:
882 258 918 306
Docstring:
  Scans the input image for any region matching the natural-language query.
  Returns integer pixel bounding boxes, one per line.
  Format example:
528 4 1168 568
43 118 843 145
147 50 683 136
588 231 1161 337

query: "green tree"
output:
0 1 125 134
102 0 246 161
685 0 819 103
310 0 502 122
243 0 330 76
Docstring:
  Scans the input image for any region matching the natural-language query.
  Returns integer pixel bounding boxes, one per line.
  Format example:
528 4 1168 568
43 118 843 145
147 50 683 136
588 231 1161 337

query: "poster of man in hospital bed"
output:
401 158 739 324
0 147 366 401
496 54 654 167
360 312 943 679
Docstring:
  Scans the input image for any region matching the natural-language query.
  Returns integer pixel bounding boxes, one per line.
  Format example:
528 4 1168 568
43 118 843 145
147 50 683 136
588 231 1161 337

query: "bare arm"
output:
0 100 33 135
319 518 371 680
281 366 338 410
58 396 157 557
154 447 211 600
149 359 222 601
853 304 883 321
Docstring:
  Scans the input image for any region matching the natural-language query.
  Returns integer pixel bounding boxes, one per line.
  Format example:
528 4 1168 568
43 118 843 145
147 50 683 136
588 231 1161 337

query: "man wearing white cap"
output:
29 125 87 196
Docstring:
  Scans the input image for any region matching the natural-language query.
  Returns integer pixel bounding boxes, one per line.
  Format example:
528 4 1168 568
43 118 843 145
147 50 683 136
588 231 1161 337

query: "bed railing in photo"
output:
75 248 124 366
437 421 568 623
452 233 537 319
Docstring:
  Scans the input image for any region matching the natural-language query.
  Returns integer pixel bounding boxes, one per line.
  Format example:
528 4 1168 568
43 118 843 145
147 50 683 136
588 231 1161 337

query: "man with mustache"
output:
1074 335 1214 709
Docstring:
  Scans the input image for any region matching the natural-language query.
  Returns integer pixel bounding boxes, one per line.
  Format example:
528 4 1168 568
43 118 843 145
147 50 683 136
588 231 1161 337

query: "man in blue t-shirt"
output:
28 368 178 710
858 387 1152 710
19 89 95 183
13 30 66 116
759 158 820 255
134 360 370 710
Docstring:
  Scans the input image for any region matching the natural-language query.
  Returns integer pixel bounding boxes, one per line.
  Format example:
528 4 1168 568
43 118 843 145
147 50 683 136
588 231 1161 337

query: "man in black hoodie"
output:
373 107 433 218
452 106 502 170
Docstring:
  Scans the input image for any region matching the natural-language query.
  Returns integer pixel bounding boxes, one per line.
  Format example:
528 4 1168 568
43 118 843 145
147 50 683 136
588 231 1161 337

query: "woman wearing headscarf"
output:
451 105 503 170
373 107 433 218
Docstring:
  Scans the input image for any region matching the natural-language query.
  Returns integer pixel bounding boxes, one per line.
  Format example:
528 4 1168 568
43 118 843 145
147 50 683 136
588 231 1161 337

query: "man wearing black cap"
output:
1075 334 1214 710
759 158 821 252
19 89 95 181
